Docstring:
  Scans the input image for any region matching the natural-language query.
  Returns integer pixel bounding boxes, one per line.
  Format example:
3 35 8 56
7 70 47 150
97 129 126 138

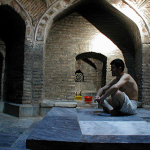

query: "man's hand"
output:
94 96 101 103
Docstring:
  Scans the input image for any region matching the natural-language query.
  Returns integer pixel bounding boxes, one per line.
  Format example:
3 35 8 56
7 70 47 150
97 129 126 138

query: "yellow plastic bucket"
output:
75 96 82 100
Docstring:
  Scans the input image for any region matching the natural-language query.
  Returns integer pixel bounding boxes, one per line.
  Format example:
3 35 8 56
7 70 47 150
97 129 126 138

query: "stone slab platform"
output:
26 107 150 150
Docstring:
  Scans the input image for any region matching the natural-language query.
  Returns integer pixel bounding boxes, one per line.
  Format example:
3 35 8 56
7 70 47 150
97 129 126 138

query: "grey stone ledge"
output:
40 100 77 108
54 101 77 107
40 100 55 107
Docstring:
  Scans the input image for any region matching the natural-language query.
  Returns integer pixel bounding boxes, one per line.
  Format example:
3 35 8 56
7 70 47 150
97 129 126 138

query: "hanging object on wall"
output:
75 69 84 82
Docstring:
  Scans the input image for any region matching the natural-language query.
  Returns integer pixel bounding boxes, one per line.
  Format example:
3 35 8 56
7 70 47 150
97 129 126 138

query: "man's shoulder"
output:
117 73 130 82
122 73 130 78
122 73 135 82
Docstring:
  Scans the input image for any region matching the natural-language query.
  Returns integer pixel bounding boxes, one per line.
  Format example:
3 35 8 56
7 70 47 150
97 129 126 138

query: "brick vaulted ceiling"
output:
18 0 47 26
0 0 149 51
15 0 150 29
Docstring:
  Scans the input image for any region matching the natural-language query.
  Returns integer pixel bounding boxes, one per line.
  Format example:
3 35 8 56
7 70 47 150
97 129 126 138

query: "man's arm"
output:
96 84 111 97
99 74 130 102
95 78 117 100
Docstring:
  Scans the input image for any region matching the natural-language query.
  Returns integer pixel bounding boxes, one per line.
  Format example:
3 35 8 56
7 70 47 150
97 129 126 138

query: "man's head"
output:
110 59 125 76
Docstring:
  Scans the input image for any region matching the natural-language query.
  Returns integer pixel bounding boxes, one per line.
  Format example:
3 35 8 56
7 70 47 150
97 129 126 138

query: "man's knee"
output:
111 90 124 110
112 90 123 99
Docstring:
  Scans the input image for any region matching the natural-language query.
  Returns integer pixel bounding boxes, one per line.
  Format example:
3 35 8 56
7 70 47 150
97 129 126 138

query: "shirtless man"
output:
94 59 138 116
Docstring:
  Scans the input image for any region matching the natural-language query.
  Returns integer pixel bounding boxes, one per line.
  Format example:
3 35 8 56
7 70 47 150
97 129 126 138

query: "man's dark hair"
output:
110 59 125 71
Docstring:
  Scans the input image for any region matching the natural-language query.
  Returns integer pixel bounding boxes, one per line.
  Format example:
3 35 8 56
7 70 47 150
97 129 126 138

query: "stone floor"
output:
0 113 42 150
0 106 150 150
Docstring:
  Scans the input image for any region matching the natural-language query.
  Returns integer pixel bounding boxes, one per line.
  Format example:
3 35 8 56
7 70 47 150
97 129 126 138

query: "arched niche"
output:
75 52 107 96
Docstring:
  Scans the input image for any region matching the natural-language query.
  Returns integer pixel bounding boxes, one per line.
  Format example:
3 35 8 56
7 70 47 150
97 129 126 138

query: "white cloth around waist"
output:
120 92 137 115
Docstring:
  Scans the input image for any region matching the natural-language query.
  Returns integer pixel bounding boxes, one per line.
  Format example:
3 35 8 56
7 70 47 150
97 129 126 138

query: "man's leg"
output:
111 90 124 110
97 90 124 115
98 97 113 113
110 90 125 116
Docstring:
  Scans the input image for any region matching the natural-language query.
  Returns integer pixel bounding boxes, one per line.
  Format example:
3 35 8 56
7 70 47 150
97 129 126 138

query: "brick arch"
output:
0 0 33 41
34 0 149 43
35 0 143 81
37 0 148 103
76 52 107 67
76 52 107 87
122 0 150 39
34 0 83 43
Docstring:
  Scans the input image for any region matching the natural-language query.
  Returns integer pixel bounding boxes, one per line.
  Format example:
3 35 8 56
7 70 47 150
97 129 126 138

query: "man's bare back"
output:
113 73 138 101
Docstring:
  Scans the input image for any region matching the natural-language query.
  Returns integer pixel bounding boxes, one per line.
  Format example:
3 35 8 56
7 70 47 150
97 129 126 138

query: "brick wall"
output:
44 12 125 101
142 44 150 105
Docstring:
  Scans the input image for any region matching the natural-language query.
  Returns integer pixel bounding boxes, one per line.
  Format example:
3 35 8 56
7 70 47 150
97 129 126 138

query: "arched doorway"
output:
0 5 26 104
